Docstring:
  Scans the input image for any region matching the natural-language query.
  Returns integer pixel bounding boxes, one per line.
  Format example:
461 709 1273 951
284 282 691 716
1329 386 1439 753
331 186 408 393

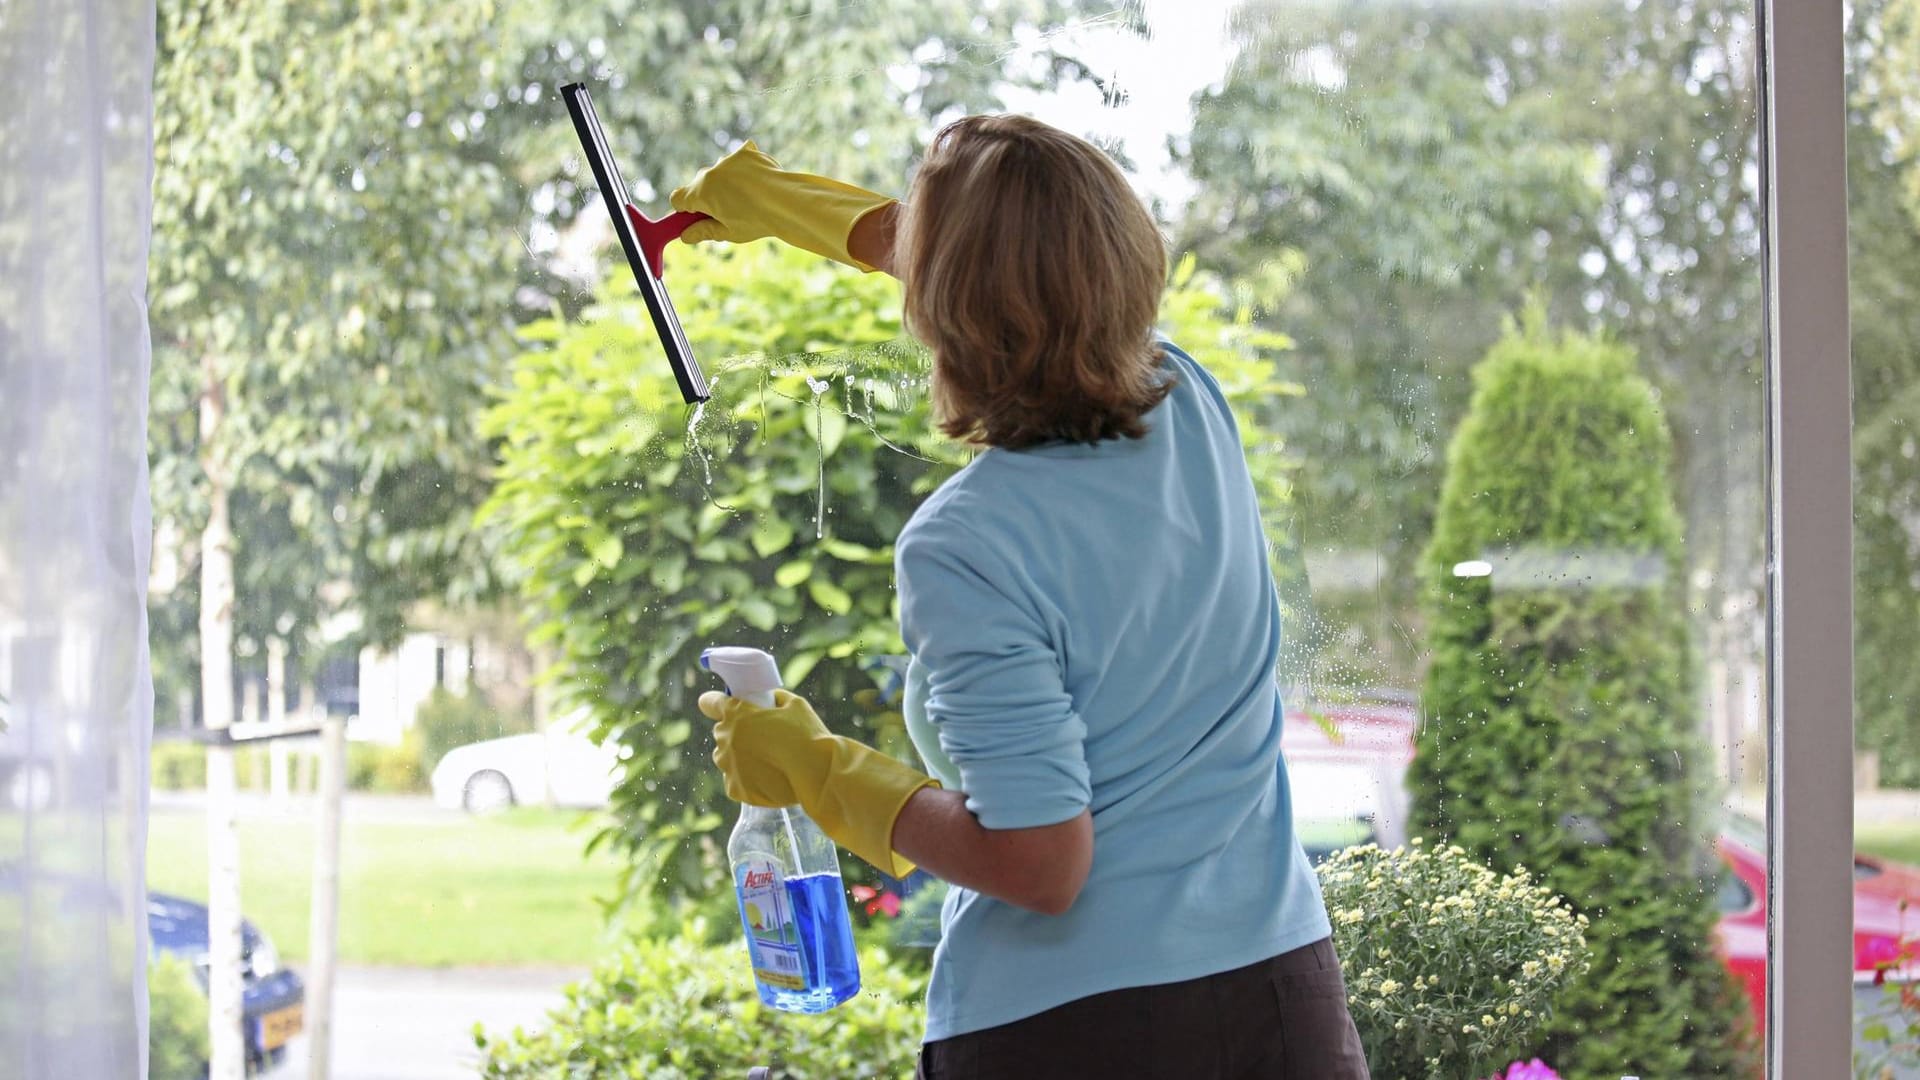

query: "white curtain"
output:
0 0 159 1076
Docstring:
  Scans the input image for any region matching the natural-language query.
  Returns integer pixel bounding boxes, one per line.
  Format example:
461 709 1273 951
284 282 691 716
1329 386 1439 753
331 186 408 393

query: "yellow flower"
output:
1377 979 1403 995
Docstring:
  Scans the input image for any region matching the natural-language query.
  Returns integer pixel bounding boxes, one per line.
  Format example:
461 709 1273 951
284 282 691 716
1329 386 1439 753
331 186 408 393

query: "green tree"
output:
151 2 535 1070
1850 0 1920 785
147 0 1105 721
1178 0 1768 711
481 243 1301 907
1409 312 1757 1079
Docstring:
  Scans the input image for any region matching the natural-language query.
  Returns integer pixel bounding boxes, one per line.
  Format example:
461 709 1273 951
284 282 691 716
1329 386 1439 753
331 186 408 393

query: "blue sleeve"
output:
896 517 1091 830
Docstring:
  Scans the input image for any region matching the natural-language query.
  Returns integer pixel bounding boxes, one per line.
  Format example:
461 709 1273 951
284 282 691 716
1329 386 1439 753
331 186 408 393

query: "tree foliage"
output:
1409 312 1757 1079
1180 0 1768 695
481 243 1301 905
147 0 1099 718
149 0 530 716
1851 0 1920 786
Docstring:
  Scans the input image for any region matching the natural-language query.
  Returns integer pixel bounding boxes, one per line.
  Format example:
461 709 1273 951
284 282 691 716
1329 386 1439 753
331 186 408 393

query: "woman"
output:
678 115 1369 1079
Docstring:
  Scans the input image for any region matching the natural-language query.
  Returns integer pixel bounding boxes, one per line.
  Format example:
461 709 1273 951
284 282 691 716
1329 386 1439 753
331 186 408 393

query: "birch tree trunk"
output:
200 354 246 1080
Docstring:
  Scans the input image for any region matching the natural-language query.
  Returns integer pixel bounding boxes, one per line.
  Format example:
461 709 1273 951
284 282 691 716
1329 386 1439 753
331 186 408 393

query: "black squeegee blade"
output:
562 82 709 404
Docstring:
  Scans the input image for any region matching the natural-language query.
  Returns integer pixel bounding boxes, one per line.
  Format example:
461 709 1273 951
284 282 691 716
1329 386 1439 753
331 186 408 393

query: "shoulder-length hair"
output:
898 115 1171 449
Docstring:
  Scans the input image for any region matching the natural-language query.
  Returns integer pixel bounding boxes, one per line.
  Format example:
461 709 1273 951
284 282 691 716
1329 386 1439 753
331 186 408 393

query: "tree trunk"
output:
200 354 246 1080
306 715 346 1080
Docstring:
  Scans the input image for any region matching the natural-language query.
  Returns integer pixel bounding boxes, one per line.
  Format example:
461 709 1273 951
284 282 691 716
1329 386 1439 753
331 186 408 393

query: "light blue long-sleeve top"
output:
896 339 1332 1043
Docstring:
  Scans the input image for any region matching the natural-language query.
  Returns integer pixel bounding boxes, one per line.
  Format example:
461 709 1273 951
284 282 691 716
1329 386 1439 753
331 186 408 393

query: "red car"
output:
1714 816 1920 1029
1282 697 1920 1034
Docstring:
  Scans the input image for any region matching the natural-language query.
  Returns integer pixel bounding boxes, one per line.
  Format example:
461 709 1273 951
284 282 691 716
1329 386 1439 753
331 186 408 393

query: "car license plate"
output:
260 1004 302 1050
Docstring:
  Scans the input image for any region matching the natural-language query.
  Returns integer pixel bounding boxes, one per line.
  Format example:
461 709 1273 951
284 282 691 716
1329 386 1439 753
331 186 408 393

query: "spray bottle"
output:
701 647 862 1013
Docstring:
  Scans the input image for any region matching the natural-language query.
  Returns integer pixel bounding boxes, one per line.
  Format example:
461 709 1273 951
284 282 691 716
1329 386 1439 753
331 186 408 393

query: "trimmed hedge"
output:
152 734 429 794
1408 311 1759 1079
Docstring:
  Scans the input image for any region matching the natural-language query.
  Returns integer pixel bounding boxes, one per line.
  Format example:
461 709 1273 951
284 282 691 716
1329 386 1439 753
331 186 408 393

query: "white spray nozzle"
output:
700 646 782 707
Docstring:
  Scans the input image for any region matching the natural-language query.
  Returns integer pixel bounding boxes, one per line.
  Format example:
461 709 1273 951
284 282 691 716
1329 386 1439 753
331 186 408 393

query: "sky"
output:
997 0 1246 209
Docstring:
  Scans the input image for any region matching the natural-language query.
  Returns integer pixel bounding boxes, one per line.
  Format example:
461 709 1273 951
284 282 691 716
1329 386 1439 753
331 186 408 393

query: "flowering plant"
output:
1854 902 1918 1080
849 883 902 919
1317 841 1590 1080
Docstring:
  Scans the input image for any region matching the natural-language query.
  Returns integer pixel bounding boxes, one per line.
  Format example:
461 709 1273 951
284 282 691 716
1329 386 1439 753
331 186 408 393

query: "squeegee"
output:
561 82 711 404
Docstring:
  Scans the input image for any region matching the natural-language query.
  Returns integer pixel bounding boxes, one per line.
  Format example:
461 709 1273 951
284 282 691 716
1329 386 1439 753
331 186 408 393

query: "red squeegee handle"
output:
625 206 711 279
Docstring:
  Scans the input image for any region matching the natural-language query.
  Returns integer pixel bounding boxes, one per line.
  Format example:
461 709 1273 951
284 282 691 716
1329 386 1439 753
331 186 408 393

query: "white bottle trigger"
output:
700 646 783 707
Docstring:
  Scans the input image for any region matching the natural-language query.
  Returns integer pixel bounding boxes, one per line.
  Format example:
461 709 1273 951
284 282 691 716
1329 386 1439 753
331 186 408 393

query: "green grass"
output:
1858 820 1920 867
145 808 622 967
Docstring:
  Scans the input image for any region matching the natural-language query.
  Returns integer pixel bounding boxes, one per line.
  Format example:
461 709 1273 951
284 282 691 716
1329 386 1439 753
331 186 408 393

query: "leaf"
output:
648 554 687 593
808 578 853 615
818 537 879 562
590 534 624 568
774 560 813 588
658 720 692 748
750 515 795 558
783 650 824 689
738 596 777 631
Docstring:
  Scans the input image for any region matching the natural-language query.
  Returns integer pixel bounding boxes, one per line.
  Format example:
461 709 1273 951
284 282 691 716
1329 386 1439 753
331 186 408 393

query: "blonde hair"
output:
898 115 1170 449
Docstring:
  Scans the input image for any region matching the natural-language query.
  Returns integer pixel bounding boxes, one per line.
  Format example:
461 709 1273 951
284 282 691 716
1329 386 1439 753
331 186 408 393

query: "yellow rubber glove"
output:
670 142 897 272
699 688 938 878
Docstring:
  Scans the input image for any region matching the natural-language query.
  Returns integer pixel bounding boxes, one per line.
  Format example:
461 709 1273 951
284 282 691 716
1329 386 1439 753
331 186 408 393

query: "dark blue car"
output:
148 892 305 1072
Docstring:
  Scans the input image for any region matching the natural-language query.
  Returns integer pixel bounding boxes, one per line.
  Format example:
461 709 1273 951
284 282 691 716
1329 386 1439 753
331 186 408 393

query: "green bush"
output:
149 742 269 791
150 741 207 790
1408 310 1759 1079
414 687 530 772
148 952 210 1080
474 921 925 1079
480 243 1303 909
346 731 428 793
1318 841 1589 1079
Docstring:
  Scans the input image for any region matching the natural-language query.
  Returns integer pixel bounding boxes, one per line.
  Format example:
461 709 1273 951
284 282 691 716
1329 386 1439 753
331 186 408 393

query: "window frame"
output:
1760 0 1856 1072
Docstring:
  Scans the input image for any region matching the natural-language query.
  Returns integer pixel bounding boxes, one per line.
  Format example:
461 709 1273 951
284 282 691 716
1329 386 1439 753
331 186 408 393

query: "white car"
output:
429 711 620 813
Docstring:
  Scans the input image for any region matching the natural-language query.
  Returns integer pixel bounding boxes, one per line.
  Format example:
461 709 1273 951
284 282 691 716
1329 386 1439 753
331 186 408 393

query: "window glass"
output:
145 1 1774 1075
1847 0 1920 1072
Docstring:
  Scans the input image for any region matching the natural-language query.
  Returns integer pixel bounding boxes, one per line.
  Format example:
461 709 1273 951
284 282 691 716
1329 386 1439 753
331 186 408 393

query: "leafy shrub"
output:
1318 841 1589 1079
148 952 210 1080
346 731 428 793
481 243 1303 909
414 687 529 772
1854 922 1920 1079
149 742 268 791
1408 310 1759 1078
474 921 925 1079
150 741 207 790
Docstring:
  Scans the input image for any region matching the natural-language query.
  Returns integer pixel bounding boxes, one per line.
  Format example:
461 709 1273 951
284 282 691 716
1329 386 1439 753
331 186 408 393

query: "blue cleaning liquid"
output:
736 869 861 1013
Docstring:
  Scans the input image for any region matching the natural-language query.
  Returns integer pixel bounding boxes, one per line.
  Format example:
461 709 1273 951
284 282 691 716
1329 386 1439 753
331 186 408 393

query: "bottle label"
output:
735 859 806 990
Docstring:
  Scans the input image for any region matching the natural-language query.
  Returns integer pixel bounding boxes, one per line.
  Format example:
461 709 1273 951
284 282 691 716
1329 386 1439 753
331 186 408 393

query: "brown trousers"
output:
915 937 1371 1079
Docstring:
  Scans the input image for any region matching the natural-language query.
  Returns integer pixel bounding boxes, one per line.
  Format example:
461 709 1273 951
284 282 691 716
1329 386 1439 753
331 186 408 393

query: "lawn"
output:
145 808 623 967
1858 820 1920 867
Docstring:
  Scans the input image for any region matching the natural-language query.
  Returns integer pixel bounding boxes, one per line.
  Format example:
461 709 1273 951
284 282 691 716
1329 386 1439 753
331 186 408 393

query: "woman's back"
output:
898 339 1332 1043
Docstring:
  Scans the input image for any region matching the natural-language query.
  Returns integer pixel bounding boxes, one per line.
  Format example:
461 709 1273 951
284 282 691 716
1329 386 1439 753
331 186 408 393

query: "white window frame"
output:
1761 0 1855 1073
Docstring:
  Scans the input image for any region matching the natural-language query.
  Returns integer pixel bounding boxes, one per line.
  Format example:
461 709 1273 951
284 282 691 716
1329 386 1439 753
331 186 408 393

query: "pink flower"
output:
848 884 901 918
1501 1060 1561 1080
